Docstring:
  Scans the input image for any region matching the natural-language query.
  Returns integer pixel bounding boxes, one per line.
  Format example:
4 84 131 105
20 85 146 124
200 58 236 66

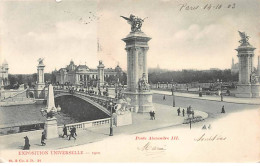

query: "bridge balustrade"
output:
58 118 111 134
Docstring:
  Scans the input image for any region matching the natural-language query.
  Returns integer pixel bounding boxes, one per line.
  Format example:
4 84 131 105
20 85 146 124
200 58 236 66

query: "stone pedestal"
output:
235 84 252 98
35 83 46 99
124 91 154 113
114 112 132 127
44 118 58 139
251 84 260 97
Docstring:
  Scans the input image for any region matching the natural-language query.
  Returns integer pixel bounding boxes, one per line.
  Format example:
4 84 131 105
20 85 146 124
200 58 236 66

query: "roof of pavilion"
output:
75 65 90 72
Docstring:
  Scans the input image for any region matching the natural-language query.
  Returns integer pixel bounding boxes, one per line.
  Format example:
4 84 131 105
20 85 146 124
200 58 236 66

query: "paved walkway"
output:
0 103 207 150
92 87 260 105
151 90 260 105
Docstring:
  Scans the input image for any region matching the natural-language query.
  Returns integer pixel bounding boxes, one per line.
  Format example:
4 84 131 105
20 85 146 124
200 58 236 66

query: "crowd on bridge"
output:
55 85 110 97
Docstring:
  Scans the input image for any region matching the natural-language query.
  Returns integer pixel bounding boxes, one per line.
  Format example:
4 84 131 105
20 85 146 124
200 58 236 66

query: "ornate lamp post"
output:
220 80 223 101
115 84 117 99
40 105 61 119
170 79 175 107
109 99 113 136
115 77 120 99
171 87 175 107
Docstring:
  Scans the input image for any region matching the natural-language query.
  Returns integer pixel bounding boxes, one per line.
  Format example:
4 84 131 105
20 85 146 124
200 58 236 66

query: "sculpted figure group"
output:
121 14 147 32
114 98 132 115
138 73 150 91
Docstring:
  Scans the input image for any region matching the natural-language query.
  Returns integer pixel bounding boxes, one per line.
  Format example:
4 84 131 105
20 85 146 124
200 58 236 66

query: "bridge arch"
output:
54 92 110 116
28 91 35 98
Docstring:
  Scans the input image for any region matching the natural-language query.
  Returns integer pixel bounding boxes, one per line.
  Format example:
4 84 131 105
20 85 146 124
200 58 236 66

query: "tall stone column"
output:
126 48 131 91
133 47 139 92
143 48 149 81
36 59 46 99
37 64 45 84
235 31 256 98
122 26 154 113
97 61 105 87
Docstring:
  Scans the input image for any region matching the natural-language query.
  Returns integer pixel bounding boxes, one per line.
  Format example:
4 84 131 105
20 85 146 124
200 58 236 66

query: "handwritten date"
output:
179 3 236 11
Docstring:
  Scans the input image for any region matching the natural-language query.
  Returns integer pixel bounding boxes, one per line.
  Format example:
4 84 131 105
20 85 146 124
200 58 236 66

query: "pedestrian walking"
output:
187 107 190 118
149 111 153 120
191 111 194 119
68 127 76 140
182 109 185 117
62 124 68 138
23 136 30 150
177 108 180 116
41 132 46 146
163 95 166 100
152 111 155 120
73 126 77 137
221 105 225 113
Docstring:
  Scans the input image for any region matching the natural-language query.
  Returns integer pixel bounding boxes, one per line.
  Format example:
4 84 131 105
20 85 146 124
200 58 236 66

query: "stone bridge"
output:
0 89 36 106
54 90 115 116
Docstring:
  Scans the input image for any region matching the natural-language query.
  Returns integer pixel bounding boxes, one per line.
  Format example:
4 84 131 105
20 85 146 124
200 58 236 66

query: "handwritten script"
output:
137 142 166 151
179 3 236 11
194 133 227 142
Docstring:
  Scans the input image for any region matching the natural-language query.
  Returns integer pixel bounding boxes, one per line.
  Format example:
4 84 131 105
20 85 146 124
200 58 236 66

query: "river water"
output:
0 95 109 131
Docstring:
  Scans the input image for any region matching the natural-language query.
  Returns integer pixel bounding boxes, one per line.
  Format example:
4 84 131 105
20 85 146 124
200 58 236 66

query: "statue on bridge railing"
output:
114 97 132 115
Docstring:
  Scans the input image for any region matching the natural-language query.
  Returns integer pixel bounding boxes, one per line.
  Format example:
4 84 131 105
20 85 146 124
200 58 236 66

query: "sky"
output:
0 0 259 74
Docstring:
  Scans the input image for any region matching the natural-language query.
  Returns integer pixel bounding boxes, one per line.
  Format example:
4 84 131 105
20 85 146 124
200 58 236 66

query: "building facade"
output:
0 60 9 88
55 60 123 86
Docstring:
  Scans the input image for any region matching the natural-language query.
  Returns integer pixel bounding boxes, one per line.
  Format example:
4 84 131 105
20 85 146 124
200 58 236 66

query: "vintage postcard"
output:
0 0 260 163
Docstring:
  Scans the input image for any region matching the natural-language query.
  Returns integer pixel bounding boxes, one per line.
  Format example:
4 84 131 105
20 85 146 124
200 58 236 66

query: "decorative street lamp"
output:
115 77 120 99
87 81 90 94
109 99 113 136
97 79 100 90
171 87 175 107
220 80 223 101
40 105 61 119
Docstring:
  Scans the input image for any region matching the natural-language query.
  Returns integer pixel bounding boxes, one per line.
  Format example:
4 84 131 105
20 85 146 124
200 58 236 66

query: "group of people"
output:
149 111 156 120
62 125 77 140
23 132 45 150
23 124 78 150
176 105 226 119
177 106 195 118
23 132 46 150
